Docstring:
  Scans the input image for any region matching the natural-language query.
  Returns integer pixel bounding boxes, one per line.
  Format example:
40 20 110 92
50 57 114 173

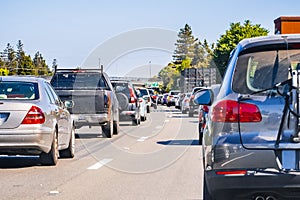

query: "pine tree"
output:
33 51 49 75
191 41 205 66
173 24 197 63
5 43 17 75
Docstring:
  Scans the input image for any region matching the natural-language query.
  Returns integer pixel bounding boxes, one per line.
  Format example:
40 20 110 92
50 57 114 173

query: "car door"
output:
44 82 71 147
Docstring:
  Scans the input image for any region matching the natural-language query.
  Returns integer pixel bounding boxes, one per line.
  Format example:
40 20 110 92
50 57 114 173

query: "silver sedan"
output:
0 76 75 166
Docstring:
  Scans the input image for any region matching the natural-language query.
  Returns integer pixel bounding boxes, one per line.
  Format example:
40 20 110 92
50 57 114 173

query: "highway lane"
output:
0 105 203 200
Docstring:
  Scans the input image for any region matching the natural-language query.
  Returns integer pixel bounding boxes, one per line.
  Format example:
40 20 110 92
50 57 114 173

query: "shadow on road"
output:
0 156 41 168
157 139 199 146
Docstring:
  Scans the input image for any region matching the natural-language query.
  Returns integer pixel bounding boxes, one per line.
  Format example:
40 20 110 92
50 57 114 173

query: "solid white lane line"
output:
137 136 148 142
87 158 113 170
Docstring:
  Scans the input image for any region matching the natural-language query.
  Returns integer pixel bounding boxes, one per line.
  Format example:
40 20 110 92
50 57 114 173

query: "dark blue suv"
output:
195 34 300 200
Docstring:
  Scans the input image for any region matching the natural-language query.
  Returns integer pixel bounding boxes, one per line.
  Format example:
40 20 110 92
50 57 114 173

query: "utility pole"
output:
149 61 151 80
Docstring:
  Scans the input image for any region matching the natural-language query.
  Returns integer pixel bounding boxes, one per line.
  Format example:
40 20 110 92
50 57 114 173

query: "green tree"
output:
158 63 180 91
213 20 269 76
16 40 34 75
173 24 197 63
33 51 50 75
5 43 17 75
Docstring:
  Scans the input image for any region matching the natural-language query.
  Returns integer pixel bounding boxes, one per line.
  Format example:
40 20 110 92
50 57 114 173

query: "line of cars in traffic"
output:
0 68 156 166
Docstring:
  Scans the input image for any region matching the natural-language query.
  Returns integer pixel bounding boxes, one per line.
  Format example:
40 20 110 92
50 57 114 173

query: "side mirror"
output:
193 89 213 106
64 100 74 108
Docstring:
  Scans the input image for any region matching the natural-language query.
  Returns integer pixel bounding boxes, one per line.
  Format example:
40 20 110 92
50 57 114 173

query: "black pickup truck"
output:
50 67 119 138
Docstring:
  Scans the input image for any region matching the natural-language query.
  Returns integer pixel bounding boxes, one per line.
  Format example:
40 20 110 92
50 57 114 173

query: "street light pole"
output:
149 61 152 80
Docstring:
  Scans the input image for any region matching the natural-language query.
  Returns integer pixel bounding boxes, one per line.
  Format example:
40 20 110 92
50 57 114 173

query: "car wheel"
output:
147 106 150 113
40 130 58 166
199 123 203 145
113 120 120 135
132 116 140 126
203 174 213 200
102 111 113 138
141 115 146 121
60 125 75 158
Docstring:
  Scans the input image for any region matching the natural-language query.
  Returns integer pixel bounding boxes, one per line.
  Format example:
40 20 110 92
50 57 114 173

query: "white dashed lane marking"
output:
87 158 113 170
137 137 148 142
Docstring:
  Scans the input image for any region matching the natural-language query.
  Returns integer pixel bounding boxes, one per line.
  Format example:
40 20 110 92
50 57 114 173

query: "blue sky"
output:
1 0 299 77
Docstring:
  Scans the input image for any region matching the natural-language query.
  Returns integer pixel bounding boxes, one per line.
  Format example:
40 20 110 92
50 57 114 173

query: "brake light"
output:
211 100 262 123
203 105 209 112
21 106 45 124
129 88 136 103
216 170 247 175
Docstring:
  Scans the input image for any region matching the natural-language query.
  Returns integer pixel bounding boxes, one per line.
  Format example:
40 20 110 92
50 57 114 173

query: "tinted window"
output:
232 46 300 94
0 81 38 100
51 72 108 89
138 89 149 96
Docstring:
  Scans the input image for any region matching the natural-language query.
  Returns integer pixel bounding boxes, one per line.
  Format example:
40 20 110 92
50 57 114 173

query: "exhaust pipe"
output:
255 196 265 200
266 196 276 200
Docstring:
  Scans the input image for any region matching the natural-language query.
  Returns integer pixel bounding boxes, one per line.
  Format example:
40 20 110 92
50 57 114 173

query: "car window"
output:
138 89 149 96
0 81 38 100
51 72 108 89
233 46 300 94
44 83 56 104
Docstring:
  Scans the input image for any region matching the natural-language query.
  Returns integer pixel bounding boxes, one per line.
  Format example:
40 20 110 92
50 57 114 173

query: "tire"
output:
203 174 213 200
113 120 120 135
102 111 113 138
141 115 146 121
147 106 150 113
132 117 139 126
188 110 194 117
199 123 203 145
40 130 58 166
116 93 129 111
60 126 75 158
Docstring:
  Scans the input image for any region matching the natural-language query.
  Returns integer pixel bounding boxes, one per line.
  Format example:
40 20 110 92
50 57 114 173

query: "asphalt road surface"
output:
0 105 203 200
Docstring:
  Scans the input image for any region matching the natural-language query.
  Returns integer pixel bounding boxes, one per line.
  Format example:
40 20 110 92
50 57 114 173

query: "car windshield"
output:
51 72 107 89
139 89 149 96
170 91 180 95
0 81 38 100
232 44 300 94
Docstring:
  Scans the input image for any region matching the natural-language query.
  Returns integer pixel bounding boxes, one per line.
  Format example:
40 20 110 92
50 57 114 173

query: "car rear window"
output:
232 44 300 94
51 72 108 89
0 81 38 100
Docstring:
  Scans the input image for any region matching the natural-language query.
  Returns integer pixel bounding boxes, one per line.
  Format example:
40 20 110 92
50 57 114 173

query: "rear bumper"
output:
72 113 109 128
0 127 53 155
205 170 300 200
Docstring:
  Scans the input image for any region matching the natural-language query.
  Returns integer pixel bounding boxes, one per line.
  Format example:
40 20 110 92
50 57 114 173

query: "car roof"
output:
0 76 45 83
238 34 300 49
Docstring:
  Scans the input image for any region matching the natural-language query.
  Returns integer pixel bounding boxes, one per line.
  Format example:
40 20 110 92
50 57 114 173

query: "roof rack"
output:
54 65 104 73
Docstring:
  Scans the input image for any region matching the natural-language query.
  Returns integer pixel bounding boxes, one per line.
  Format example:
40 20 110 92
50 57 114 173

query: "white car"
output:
136 88 152 113
0 76 75 166
138 96 147 121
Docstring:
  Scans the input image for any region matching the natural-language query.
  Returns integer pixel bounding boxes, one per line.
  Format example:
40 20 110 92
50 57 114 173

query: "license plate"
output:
0 113 9 125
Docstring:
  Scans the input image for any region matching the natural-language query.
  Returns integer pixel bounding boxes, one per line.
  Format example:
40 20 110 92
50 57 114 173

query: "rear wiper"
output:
238 79 292 101
251 79 292 96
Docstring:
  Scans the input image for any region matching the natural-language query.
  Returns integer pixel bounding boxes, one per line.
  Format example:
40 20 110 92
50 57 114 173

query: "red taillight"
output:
216 170 247 175
129 88 136 103
21 106 45 124
203 105 209 112
211 100 262 123
139 98 143 103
